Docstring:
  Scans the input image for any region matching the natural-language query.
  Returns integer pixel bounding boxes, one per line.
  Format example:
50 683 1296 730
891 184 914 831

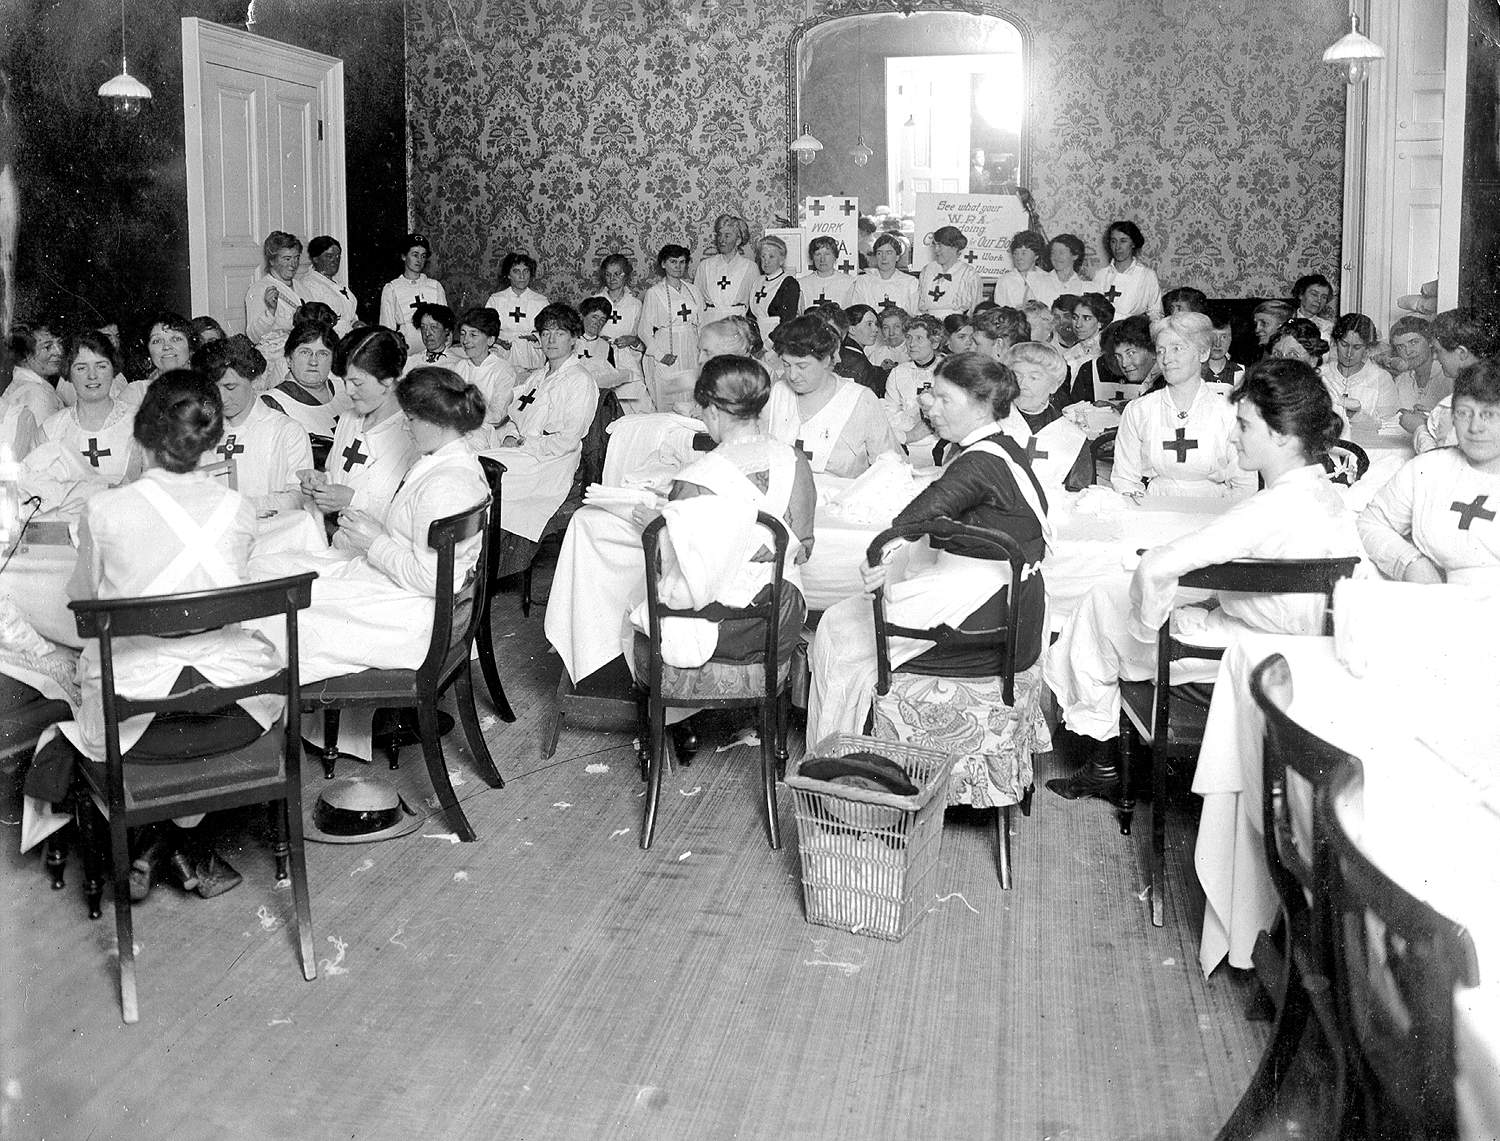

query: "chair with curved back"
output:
1215 653 1359 1138
303 494 503 842
1323 757 1480 1141
472 455 517 721
866 518 1045 889
1118 555 1362 927
635 510 792 851
69 571 318 1024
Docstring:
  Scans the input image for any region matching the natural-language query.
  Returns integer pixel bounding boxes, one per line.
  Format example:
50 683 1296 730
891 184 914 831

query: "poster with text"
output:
801 197 860 276
910 193 1031 278
763 228 806 277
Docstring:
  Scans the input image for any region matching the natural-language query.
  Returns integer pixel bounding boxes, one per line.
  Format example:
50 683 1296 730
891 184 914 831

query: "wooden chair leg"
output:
44 827 68 890
455 665 504 788
996 805 1014 890
759 701 781 850
107 815 139 1023
416 704 475 842
521 562 533 617
281 797 317 982
320 708 341 780
476 593 517 722
541 672 570 761
641 699 667 850
270 801 290 883
1117 722 1135 836
774 690 790 781
1215 967 1314 1140
76 792 105 921
1151 747 1167 928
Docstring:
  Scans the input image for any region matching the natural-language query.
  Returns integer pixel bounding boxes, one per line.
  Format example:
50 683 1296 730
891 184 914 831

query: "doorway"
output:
182 18 347 332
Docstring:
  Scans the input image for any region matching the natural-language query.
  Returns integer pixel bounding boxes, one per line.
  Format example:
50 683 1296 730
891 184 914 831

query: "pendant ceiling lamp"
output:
790 124 823 166
98 0 152 117
1322 2 1385 85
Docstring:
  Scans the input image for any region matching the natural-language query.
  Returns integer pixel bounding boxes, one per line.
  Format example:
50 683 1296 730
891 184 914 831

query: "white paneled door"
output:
183 19 345 333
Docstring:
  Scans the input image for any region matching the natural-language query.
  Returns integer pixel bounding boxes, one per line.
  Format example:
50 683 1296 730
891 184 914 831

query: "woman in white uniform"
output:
809 352 1051 741
765 315 898 478
1358 359 1500 583
695 214 757 320
260 322 347 452
451 306 517 444
243 231 306 387
850 233 918 317
797 236 855 311
994 230 1051 309
1320 312 1399 427
484 251 548 374
1112 313 1255 500
119 313 196 403
638 243 706 412
1093 221 1163 321
378 233 447 356
1036 233 1092 310
589 253 645 350
916 226 981 321
30 371 284 896
30 330 142 487
1046 358 1363 801
300 328 418 554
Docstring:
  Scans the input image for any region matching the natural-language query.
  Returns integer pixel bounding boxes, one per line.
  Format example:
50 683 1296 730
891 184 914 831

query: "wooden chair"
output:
1119 556 1360 926
304 495 502 842
635 510 792 851
472 455 517 722
539 428 715 761
866 519 1043 889
1323 758 1480 1141
68 572 318 1024
1215 653 1359 1138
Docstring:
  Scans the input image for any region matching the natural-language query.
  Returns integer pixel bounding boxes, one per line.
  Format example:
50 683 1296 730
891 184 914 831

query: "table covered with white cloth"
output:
1188 585 1500 1138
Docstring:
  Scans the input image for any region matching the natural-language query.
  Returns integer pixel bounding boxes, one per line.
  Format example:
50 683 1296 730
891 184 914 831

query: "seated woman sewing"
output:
28 330 143 489
1045 358 1365 802
1358 357 1500 584
808 352 1051 741
28 370 284 898
765 314 898 478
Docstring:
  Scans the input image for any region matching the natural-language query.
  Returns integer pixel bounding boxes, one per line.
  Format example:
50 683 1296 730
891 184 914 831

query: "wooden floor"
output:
1 579 1268 1141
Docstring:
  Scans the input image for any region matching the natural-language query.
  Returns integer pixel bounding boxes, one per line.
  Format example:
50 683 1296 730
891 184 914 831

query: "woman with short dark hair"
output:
850 232 918 316
996 230 1050 308
451 306 517 441
809 351 1052 739
244 231 305 383
261 321 347 443
484 250 548 373
378 233 447 356
798 235 855 311
638 243 706 410
1094 220 1162 320
27 330 142 485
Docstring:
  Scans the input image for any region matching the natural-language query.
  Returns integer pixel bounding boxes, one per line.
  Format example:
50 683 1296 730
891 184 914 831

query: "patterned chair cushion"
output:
632 633 790 701
870 659 1050 810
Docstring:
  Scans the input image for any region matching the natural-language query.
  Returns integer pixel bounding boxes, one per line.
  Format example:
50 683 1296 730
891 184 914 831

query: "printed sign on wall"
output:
910 192 1031 278
801 197 860 276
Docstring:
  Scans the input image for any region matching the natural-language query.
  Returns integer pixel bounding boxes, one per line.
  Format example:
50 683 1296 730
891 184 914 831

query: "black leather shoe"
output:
1046 740 1121 804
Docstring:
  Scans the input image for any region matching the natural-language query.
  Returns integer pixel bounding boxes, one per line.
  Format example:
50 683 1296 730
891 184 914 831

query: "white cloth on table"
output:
483 354 596 542
244 274 305 387
250 438 486 683
30 399 139 487
485 286 548 373
544 507 644 684
199 398 313 514
1093 261 1162 320
325 407 418 554
260 376 349 441
1111 383 1254 499
850 271 919 317
796 271 855 311
1357 447 1500 583
767 378 897 478
695 252 757 319
916 261 980 320
298 268 359 336
380 273 447 355
1045 464 1364 740
600 413 702 489
0 365 62 426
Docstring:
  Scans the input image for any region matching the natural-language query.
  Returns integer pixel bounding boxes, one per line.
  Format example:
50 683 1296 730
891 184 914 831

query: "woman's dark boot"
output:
1046 738 1121 803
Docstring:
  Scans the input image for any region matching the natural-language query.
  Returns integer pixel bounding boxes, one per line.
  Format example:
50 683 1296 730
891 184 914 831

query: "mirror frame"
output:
785 1 1036 222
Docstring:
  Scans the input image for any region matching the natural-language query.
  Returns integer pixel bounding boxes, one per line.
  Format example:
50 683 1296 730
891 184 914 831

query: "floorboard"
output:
1 578 1268 1141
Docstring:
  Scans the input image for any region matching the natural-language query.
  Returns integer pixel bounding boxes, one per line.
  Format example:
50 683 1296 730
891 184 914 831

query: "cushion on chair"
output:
306 670 418 702
631 633 792 701
81 727 289 812
870 659 1049 809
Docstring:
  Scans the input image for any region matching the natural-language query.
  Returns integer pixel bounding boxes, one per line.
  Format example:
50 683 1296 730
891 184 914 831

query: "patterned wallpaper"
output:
405 0 1349 308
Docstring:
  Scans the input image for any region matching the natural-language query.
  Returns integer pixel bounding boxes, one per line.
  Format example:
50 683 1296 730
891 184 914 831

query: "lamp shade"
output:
1322 15 1385 84
99 63 152 117
790 125 823 167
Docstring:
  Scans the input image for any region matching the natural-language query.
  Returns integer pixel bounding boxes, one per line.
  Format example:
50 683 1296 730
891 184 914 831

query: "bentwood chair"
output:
304 495 503 842
865 519 1045 888
634 510 793 851
69 572 318 1023
1216 653 1358 1139
1324 758 1480 1141
473 455 517 722
1118 556 1361 927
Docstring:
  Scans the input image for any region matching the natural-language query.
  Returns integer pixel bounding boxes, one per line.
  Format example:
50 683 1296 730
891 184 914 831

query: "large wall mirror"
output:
788 8 1031 222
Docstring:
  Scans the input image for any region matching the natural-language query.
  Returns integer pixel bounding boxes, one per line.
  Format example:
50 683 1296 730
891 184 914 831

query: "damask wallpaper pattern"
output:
405 0 1348 309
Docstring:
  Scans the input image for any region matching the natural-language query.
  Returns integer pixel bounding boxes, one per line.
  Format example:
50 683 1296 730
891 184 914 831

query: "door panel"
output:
202 64 265 334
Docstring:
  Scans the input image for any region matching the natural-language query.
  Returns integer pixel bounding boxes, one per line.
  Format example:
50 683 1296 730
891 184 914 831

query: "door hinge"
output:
318 119 324 141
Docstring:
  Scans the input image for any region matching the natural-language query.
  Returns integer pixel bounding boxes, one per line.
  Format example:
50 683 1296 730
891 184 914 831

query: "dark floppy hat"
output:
798 750 918 797
305 776 422 845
